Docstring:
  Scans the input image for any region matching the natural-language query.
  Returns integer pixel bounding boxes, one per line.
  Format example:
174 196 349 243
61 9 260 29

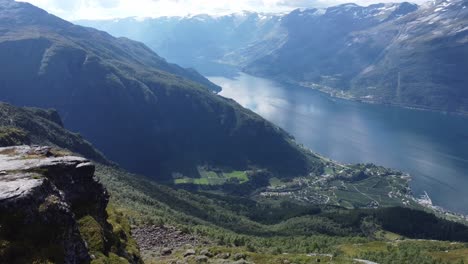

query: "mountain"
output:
0 102 108 163
0 0 322 180
1 104 468 263
0 0 220 92
245 0 468 113
350 0 468 111
77 12 284 73
80 1 468 113
245 2 420 86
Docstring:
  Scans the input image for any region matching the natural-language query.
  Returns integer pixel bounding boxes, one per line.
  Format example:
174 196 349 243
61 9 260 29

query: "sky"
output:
17 0 428 20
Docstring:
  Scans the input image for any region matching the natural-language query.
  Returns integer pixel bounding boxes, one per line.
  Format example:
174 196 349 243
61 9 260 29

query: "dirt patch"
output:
132 225 210 255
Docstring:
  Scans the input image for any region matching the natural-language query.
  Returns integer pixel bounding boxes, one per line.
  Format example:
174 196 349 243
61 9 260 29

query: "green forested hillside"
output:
0 102 108 163
95 165 468 264
1 102 467 263
0 0 321 180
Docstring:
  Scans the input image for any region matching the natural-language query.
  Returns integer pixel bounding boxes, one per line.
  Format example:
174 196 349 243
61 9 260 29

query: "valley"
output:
0 0 467 263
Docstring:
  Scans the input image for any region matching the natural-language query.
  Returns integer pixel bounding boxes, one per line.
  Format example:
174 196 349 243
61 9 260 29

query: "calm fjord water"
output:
209 73 468 214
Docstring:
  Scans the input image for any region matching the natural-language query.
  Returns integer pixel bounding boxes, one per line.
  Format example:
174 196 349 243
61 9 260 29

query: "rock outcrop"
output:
0 145 140 264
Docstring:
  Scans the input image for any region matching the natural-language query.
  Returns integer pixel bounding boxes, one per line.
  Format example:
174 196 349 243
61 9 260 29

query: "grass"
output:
375 231 402 241
150 246 341 264
106 205 141 261
324 166 335 175
224 170 249 183
174 168 249 185
77 207 142 264
78 216 106 254
429 247 468 263
0 127 28 147
148 242 468 264
339 241 389 256
269 177 284 187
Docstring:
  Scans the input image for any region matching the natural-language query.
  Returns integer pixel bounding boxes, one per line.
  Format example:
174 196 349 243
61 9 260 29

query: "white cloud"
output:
17 0 429 20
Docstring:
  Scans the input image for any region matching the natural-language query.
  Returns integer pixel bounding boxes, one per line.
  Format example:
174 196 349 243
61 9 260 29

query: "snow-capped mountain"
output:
78 0 468 112
245 0 468 112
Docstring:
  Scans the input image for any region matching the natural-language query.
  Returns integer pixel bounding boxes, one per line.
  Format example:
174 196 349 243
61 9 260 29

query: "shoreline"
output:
211 70 468 219
293 81 468 118
310 149 468 223
232 70 468 117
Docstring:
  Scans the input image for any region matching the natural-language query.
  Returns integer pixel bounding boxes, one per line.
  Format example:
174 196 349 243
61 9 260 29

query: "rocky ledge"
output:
0 146 140 264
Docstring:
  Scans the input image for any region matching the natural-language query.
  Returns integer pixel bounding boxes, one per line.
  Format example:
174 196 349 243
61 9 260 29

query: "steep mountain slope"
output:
0 0 220 91
245 0 468 112
81 1 468 113
1 101 467 263
0 102 108 163
350 0 468 111
0 0 321 179
77 12 284 72
246 3 419 86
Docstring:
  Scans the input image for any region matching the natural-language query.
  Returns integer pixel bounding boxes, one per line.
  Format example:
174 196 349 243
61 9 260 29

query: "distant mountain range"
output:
0 0 321 180
79 0 468 113
78 11 284 72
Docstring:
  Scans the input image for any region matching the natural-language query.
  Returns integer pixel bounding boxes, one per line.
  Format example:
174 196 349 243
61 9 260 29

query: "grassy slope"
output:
95 165 468 264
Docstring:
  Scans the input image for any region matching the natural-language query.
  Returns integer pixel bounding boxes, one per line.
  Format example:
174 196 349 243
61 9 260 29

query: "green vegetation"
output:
174 168 249 185
1 101 467 263
0 0 323 181
149 242 468 264
0 103 109 164
106 206 141 261
0 126 29 146
78 207 143 264
224 171 249 183
79 216 107 254
256 163 415 210
95 165 468 263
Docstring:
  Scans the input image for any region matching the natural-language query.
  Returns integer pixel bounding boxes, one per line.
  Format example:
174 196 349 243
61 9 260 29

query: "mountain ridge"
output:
244 0 468 113
0 0 322 180
1 103 468 263
79 0 468 113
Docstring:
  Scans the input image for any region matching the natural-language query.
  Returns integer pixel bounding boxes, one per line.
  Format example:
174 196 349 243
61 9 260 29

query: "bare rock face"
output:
0 145 108 264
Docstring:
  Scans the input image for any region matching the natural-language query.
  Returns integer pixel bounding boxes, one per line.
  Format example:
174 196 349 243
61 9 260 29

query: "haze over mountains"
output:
79 0 468 113
78 12 285 73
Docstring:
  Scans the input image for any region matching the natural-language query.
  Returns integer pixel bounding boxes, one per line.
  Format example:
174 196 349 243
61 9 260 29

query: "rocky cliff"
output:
0 145 141 264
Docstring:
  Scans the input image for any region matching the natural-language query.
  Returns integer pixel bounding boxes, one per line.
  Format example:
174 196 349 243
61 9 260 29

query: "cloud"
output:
17 0 428 20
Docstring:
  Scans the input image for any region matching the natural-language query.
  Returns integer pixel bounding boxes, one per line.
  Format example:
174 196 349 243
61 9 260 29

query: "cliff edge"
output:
0 145 141 264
